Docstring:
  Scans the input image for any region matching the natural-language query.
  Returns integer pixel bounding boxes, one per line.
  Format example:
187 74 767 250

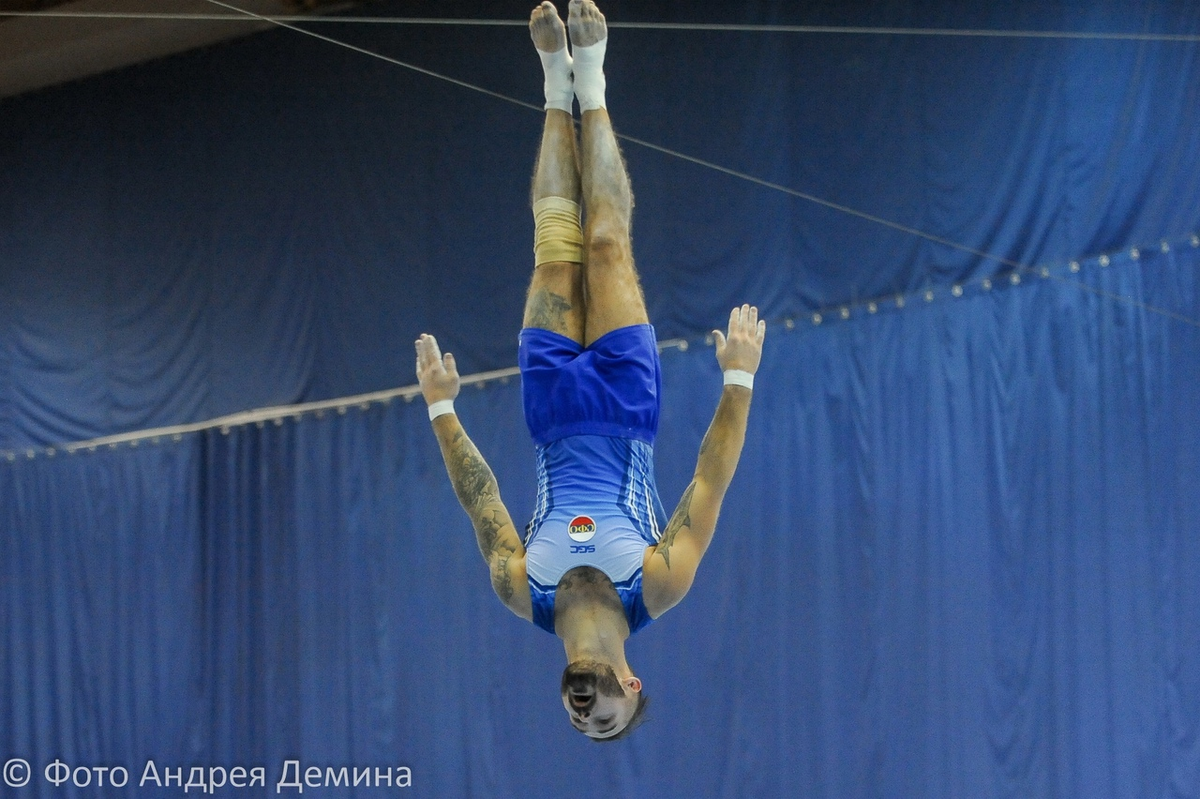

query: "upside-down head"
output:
560 658 648 740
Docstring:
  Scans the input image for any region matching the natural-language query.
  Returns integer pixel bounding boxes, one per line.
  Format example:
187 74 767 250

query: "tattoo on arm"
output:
441 427 519 601
657 482 696 570
490 546 517 602
446 430 497 512
474 507 518 601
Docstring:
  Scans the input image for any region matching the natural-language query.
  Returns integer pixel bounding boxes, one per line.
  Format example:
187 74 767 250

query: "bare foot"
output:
530 1 567 53
568 0 607 48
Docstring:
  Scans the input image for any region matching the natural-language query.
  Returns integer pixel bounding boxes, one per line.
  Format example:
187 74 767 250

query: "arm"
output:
643 305 765 615
416 334 532 620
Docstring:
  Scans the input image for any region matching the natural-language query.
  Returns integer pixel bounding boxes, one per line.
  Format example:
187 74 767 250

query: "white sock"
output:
571 38 607 111
537 46 574 113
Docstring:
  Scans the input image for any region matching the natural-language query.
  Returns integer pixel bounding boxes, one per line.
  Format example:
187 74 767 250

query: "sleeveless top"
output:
524 434 668 635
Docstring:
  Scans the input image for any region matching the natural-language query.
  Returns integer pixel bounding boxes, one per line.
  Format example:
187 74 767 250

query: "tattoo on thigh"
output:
526 288 573 334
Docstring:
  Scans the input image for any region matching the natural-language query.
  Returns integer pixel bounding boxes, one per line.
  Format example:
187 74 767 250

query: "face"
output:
560 660 641 739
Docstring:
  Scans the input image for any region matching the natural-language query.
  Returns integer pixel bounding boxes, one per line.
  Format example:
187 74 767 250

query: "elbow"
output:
692 471 732 502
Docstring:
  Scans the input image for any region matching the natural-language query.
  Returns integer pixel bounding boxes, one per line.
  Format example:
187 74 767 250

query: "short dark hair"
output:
591 692 649 742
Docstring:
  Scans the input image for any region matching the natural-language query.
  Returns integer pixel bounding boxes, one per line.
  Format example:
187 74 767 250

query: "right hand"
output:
415 333 461 405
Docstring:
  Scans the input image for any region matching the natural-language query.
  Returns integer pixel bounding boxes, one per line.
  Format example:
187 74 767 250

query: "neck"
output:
557 597 630 668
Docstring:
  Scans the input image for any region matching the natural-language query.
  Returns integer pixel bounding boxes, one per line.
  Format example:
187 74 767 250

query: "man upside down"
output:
415 0 765 740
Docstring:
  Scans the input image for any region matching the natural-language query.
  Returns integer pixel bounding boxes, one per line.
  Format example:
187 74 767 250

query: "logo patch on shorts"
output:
567 515 597 542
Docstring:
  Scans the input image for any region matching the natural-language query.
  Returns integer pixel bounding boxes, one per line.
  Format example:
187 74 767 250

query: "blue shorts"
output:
518 324 661 446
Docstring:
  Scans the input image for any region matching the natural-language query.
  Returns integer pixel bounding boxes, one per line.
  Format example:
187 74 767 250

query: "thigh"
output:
582 224 649 345
523 261 585 344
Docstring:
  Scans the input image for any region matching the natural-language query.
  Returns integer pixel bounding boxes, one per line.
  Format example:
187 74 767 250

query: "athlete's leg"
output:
570 0 650 345
524 2 585 343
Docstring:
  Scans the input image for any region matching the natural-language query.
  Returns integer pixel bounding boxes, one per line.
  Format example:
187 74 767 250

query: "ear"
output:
625 676 642 693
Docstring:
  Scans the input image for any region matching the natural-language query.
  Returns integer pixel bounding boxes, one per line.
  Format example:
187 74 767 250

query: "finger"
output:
443 351 458 377
418 335 444 374
421 336 442 372
415 335 429 369
712 329 727 351
757 318 767 344
728 306 740 333
748 305 758 328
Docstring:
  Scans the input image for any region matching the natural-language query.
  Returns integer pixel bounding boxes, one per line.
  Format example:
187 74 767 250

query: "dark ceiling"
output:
0 0 353 99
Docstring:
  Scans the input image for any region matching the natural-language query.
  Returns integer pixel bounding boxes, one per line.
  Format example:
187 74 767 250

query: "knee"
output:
534 197 584 267
585 219 632 264
586 234 632 269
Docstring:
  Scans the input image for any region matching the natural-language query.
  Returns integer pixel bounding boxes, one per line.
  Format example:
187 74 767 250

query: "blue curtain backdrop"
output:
2 0 1199 796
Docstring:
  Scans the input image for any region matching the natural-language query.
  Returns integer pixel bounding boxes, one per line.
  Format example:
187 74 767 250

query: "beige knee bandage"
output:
533 197 584 266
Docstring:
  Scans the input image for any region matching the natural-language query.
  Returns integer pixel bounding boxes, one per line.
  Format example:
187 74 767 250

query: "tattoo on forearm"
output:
446 430 498 512
657 482 696 569
525 289 573 335
695 393 747 488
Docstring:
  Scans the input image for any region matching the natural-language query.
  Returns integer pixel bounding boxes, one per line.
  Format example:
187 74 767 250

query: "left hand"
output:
713 304 766 374
415 333 461 405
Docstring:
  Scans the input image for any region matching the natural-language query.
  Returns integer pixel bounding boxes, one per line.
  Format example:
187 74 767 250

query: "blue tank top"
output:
524 434 668 635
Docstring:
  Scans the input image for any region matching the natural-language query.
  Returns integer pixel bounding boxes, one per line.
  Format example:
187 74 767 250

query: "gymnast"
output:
415 0 765 740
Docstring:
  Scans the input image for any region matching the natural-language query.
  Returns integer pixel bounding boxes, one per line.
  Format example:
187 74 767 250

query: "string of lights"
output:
3 234 1195 464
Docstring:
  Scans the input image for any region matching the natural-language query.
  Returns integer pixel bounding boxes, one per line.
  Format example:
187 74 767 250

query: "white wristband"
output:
723 369 755 390
427 399 456 421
